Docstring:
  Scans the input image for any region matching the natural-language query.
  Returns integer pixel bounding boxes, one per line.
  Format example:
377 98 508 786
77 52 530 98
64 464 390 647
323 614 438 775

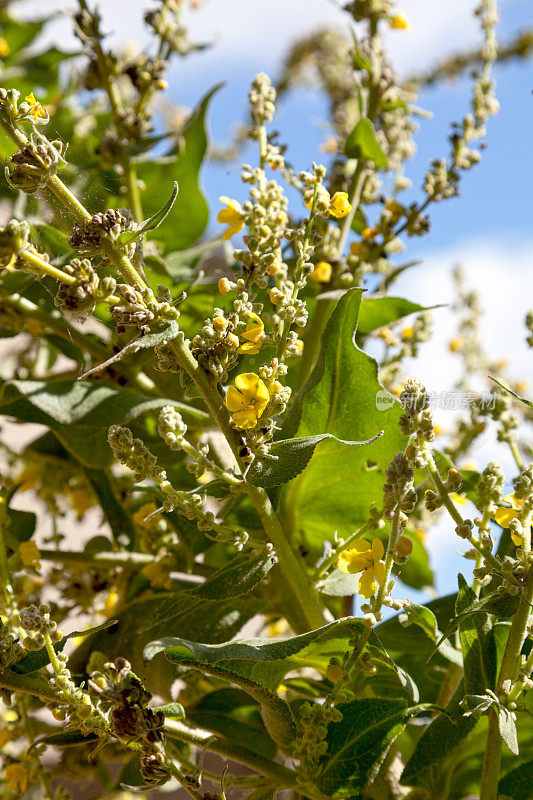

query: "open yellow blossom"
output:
225 372 269 429
390 14 408 29
329 192 352 219
310 261 332 283
238 313 265 354
5 763 28 792
23 92 47 122
18 540 41 569
495 493 524 545
0 38 10 58
402 326 414 339
338 538 386 599
217 196 245 240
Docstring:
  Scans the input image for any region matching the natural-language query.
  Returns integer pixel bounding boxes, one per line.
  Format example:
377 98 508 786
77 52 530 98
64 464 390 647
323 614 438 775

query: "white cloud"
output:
18 0 522 75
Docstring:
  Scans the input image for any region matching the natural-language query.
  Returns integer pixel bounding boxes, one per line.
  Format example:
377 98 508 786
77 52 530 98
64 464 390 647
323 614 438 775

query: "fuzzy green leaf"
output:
278 288 407 555
247 431 382 489
137 84 222 253
145 617 364 692
344 117 388 168
0 379 205 468
117 181 179 245
78 321 183 379
317 698 413 797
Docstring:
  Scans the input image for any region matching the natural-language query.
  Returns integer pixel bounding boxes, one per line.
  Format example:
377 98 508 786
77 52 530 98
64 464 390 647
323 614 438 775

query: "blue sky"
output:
20 0 533 599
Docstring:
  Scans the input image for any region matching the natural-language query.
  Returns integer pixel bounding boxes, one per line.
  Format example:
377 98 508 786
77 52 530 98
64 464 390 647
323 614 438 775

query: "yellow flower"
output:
310 261 332 283
362 226 379 240
18 541 41 569
225 372 270 430
329 192 352 219
5 763 28 792
402 326 414 339
0 38 10 58
433 424 444 436
338 538 386 599
238 313 265 355
217 196 245 240
23 92 47 122
390 14 408 29
495 494 524 545
449 338 463 353
295 339 304 354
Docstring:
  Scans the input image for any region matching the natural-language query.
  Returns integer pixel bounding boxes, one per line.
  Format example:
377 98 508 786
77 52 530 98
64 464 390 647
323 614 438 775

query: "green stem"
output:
246 483 325 632
425 451 502 572
374 507 401 612
164 718 298 790
480 567 533 800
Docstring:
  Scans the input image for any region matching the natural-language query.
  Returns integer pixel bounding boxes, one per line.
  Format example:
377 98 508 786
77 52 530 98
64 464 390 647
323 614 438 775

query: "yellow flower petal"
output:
373 560 386 586
371 538 385 560
225 385 245 413
310 261 332 283
502 493 523 510
329 192 352 219
359 569 378 599
494 506 519 528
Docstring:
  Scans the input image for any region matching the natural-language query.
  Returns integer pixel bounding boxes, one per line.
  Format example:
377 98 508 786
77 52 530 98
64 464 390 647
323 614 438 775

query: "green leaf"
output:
278 288 407 554
187 688 278 759
356 296 439 335
498 705 519 755
12 620 116 675
144 617 365 692
400 690 477 787
350 205 368 234
84 468 137 548
137 84 223 253
154 702 185 720
0 378 205 468
191 550 276 601
4 507 36 550
78 320 183 379
317 698 411 797
344 118 388 168
68 592 260 697
28 730 98 752
498 760 533 799
398 603 462 666
247 431 382 489
456 574 496 694
117 182 179 245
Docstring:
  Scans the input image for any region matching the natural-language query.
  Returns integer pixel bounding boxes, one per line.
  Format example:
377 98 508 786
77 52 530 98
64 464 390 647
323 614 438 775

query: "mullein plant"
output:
0 1 531 799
